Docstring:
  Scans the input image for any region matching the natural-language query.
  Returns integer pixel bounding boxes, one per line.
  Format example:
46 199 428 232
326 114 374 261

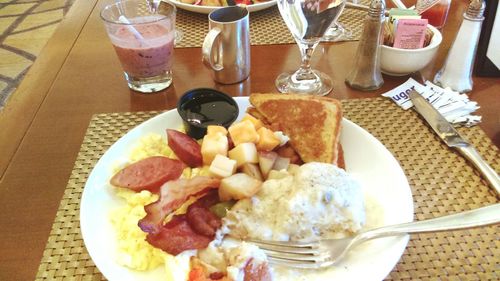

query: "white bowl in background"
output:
380 25 442 76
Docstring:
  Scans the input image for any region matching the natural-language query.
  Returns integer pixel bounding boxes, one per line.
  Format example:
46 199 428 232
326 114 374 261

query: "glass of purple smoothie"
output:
101 0 176 93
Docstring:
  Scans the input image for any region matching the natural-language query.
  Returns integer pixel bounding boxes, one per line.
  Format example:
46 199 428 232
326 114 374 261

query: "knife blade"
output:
409 90 500 196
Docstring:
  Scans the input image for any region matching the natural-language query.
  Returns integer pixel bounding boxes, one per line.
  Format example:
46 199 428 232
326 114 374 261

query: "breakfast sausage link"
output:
167 129 203 167
186 204 221 237
110 156 184 192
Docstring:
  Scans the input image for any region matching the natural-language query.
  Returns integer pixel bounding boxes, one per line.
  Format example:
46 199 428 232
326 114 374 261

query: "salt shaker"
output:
433 0 485 93
345 0 385 91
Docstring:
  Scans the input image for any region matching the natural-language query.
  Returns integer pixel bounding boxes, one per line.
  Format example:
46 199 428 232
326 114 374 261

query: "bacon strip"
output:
146 216 213 255
138 176 221 234
145 191 222 255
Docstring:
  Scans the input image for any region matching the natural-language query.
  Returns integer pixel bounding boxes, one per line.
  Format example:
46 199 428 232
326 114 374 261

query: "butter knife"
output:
409 90 500 196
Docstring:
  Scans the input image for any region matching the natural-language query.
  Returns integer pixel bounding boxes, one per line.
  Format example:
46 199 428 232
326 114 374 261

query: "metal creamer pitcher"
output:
202 6 250 84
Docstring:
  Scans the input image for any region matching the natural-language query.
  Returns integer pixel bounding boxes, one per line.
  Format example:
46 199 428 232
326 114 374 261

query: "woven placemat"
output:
35 97 499 280
175 0 369 48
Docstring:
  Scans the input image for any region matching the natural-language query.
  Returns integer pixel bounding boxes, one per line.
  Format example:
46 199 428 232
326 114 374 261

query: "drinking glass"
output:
322 0 353 42
101 0 177 93
276 0 347 96
322 22 352 42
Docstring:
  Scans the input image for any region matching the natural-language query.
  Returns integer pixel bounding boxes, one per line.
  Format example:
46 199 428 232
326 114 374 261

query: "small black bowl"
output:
177 88 239 139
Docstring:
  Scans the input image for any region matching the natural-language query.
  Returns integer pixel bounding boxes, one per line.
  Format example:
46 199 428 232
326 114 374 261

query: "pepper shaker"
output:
345 0 385 91
433 0 485 93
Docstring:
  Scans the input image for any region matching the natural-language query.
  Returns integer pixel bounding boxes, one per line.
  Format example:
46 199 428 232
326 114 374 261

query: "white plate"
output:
81 97 414 281
167 0 277 14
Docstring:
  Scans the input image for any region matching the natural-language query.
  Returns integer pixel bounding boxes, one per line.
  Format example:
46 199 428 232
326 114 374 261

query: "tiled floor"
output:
0 0 75 108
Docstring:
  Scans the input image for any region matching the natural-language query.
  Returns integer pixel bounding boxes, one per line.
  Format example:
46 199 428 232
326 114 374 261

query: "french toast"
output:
249 93 343 165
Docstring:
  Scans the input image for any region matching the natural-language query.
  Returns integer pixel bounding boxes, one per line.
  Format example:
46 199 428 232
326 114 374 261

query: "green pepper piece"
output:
210 200 236 218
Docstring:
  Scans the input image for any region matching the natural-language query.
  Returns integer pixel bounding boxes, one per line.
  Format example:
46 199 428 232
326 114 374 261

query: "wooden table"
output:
0 0 498 280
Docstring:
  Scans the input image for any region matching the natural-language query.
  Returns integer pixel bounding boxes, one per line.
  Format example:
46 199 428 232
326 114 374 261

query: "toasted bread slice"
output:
249 93 342 165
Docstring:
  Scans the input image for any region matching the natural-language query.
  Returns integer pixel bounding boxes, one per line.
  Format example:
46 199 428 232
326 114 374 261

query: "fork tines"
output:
247 239 328 269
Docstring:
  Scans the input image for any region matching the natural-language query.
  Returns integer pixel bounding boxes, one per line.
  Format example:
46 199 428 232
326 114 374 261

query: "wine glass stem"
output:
296 42 318 80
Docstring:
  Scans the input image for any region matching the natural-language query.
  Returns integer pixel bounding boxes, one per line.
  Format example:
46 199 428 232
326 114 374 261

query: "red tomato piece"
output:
188 267 206 281
167 129 203 167
110 156 184 192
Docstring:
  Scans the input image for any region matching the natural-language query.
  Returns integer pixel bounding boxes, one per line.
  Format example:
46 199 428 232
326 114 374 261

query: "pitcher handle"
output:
202 28 224 71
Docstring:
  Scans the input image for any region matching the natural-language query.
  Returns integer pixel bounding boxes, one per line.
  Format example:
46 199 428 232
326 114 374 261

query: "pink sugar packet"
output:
393 19 428 49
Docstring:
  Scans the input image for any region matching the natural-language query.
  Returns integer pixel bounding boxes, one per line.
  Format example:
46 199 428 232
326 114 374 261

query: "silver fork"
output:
248 203 500 269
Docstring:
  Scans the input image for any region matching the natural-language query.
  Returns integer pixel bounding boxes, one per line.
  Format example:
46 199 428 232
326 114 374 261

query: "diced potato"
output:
201 133 229 165
219 173 263 201
209 154 237 178
241 114 264 130
207 125 228 136
258 151 278 178
272 156 290 171
240 163 264 181
287 164 300 175
228 120 259 146
256 127 281 151
267 170 289 180
228 142 259 167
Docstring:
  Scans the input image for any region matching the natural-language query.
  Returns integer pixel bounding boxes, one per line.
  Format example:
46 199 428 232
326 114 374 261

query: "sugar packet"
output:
382 78 481 126
393 19 428 49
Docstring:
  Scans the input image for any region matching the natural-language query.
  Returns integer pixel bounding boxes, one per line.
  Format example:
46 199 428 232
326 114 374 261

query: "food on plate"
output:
202 126 230 165
145 190 222 255
138 176 221 234
224 162 365 241
209 154 237 178
240 163 263 181
167 129 203 167
228 142 259 167
249 93 343 165
109 188 164 270
257 151 278 178
228 120 260 146
107 93 368 280
219 173 263 201
194 242 272 281
110 156 185 192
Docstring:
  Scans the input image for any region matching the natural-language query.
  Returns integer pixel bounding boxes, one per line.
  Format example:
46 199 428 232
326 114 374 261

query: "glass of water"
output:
275 0 346 96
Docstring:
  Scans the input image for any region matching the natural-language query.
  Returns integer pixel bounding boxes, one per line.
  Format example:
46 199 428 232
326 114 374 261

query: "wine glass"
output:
322 0 353 42
322 22 353 42
276 0 346 96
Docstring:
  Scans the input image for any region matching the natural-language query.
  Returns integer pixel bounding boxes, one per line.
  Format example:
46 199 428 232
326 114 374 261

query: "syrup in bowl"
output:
177 88 239 139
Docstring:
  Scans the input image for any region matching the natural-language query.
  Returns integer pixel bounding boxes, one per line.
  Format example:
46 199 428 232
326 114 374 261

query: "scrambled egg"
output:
129 133 175 161
109 133 209 277
109 188 164 270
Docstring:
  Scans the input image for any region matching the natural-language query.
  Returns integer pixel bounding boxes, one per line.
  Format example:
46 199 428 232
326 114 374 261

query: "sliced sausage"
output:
167 129 203 167
110 156 184 192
